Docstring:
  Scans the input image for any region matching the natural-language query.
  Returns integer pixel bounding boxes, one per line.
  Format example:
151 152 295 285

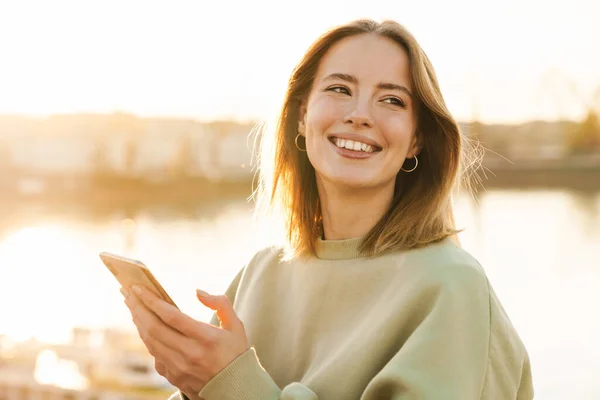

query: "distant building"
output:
0 114 256 184
203 127 255 182
463 120 572 166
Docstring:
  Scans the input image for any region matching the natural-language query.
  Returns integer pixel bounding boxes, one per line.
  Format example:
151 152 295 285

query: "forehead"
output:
315 34 411 87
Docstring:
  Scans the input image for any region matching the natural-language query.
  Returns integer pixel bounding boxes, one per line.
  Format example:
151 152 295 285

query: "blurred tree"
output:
566 110 600 154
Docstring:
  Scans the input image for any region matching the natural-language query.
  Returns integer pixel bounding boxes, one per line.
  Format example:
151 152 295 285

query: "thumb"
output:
196 289 239 332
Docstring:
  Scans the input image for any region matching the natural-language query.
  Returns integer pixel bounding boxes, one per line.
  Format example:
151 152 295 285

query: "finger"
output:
121 287 135 312
135 320 188 374
155 359 167 377
128 291 195 355
123 293 137 316
196 290 242 333
130 302 198 388
133 285 219 341
120 287 130 298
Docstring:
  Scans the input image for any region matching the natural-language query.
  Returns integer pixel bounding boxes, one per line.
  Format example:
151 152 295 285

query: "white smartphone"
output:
99 252 179 309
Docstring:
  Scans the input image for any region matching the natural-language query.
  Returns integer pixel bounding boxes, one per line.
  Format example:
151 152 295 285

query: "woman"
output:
120 19 534 399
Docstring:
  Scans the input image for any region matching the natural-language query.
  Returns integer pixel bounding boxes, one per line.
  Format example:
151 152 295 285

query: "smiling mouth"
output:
328 136 382 153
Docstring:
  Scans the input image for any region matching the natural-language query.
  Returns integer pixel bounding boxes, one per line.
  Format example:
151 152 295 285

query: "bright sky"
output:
0 0 598 124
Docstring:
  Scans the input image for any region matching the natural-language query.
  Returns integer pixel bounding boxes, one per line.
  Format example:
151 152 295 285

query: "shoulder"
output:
407 238 484 271
220 245 286 306
247 244 287 268
239 243 288 280
394 238 490 297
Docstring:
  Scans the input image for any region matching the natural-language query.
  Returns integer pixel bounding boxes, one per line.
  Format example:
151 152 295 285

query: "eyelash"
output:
383 97 406 108
324 85 406 108
326 86 351 95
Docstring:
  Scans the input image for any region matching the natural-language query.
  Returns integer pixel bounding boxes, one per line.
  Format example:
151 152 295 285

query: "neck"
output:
317 177 395 240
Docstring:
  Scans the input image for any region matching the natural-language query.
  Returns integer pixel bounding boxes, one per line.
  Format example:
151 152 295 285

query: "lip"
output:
327 133 383 150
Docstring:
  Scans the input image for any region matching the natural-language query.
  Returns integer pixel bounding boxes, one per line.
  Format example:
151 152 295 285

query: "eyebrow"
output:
323 72 413 98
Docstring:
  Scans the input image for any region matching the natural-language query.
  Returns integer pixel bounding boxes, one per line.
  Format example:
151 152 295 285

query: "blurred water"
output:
0 189 599 399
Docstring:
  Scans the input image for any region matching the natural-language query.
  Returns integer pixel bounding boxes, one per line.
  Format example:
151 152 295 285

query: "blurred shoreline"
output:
476 156 600 192
1 156 599 210
0 167 599 218
0 177 254 208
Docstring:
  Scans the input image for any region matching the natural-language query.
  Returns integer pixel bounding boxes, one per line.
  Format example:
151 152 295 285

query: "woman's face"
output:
299 34 418 192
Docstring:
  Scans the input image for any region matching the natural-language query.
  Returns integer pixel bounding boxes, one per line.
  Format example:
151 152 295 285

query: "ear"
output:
407 133 421 159
297 103 307 136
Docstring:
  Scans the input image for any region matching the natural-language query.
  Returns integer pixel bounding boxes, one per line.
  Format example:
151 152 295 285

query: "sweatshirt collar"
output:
314 235 374 260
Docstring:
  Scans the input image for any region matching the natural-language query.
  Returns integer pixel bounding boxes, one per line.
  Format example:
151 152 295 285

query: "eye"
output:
325 85 351 95
382 97 406 108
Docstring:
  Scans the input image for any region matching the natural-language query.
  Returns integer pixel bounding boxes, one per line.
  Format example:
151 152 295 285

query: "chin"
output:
323 171 385 190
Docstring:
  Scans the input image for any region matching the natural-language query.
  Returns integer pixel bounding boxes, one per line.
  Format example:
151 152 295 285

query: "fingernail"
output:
132 285 142 295
196 289 209 298
120 288 130 297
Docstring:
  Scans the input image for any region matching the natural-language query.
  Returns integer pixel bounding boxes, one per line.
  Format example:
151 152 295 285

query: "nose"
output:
343 102 374 128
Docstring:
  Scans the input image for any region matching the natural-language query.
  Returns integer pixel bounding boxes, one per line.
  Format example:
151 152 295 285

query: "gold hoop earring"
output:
295 133 307 152
401 155 418 172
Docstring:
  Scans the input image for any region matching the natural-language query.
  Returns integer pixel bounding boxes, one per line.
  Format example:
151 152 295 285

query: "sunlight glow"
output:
0 226 80 344
0 0 598 123
34 349 90 390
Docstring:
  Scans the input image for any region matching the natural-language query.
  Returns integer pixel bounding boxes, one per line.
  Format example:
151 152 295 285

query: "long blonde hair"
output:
253 19 480 258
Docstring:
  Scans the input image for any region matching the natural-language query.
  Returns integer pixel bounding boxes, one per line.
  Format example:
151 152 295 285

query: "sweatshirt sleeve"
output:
196 261 532 400
198 347 317 400
360 263 492 399
359 264 532 400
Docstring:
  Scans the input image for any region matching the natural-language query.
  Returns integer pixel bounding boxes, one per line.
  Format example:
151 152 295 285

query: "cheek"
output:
306 97 344 134
379 113 416 151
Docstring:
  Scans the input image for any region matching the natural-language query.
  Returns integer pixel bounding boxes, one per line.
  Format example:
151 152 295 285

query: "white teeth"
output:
333 138 375 153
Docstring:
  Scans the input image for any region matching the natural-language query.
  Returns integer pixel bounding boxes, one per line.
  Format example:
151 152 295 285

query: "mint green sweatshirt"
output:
170 237 533 399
